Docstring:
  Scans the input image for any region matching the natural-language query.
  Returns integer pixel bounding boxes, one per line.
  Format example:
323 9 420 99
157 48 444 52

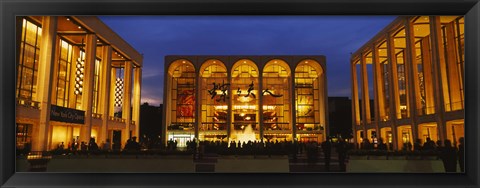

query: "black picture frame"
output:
1 0 478 187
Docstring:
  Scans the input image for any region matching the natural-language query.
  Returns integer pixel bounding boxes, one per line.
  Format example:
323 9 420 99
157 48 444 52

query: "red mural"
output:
177 89 195 117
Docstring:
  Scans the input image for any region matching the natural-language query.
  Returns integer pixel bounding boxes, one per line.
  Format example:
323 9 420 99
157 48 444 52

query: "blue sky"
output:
100 16 396 106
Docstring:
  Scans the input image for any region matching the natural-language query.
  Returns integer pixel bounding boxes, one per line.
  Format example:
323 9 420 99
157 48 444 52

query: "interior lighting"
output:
66 18 70 21
78 26 81 29
74 56 85 95
114 68 124 107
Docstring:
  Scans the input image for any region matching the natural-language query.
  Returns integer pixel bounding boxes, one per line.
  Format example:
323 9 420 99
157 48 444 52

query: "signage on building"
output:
50 105 85 124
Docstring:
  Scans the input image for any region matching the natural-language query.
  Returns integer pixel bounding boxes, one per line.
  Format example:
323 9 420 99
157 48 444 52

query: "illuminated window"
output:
440 16 464 111
295 60 322 132
231 60 259 131
377 41 390 120
262 59 291 131
200 60 228 137
92 59 101 114
168 60 196 131
16 124 33 149
393 28 410 119
56 39 75 108
16 18 42 102
412 16 435 115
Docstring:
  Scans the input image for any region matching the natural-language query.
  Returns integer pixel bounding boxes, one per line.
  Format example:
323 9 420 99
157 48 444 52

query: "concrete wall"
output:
17 156 195 172
215 156 289 173
347 159 461 173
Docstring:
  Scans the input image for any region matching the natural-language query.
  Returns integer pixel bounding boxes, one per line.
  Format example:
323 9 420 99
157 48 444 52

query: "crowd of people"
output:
357 136 465 172
26 134 465 172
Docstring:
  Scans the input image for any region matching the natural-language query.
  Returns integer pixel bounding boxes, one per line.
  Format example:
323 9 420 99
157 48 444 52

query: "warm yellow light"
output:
214 105 228 110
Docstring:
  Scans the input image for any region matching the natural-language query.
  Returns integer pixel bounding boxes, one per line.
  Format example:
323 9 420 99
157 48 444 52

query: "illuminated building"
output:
351 16 464 150
163 56 328 146
15 16 143 151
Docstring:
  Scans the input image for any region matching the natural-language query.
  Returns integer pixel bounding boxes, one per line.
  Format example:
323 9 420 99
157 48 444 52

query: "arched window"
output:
165 59 196 146
199 59 228 141
295 60 325 142
231 59 259 140
262 59 292 134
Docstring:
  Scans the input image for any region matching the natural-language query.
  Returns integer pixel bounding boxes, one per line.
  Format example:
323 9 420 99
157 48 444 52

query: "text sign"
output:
50 105 85 124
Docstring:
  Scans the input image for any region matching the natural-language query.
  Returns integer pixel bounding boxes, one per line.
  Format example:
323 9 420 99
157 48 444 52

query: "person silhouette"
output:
458 137 464 172
321 138 332 171
439 139 457 172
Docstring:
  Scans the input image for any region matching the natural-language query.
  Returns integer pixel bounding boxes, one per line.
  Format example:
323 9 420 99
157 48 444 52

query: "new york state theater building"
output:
162 56 328 147
15 16 143 151
351 16 464 150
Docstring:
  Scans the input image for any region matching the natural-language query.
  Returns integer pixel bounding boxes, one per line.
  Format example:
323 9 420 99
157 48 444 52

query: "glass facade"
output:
351 16 464 150
17 18 42 102
164 56 327 145
15 16 143 152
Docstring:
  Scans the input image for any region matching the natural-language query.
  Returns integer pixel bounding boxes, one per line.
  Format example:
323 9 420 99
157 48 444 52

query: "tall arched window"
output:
295 60 325 142
166 60 196 147
262 59 292 140
199 60 228 141
231 59 259 140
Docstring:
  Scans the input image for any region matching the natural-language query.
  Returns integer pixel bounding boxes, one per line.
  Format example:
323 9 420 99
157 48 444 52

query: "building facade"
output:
351 16 464 150
163 56 328 147
15 16 143 151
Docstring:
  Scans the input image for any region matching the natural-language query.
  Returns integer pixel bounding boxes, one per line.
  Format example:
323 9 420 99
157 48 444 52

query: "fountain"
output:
232 124 256 145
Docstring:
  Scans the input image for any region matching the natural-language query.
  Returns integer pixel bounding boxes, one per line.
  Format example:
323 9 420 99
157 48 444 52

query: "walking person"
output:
321 137 332 171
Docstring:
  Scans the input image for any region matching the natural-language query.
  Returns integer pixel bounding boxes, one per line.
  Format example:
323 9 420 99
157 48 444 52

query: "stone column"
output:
405 17 419 143
195 64 201 140
351 61 360 146
227 66 233 141
79 34 97 144
387 32 399 150
99 45 112 144
291 64 297 141
429 16 447 144
371 45 381 140
132 66 142 139
121 61 133 147
34 16 57 151
259 66 264 141
360 54 369 136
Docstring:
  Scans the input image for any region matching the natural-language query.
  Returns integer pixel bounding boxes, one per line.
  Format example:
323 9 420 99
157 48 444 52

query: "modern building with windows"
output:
15 16 143 151
163 56 328 147
351 16 464 150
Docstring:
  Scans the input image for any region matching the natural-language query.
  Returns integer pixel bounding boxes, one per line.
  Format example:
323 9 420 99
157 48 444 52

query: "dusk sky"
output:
99 16 397 106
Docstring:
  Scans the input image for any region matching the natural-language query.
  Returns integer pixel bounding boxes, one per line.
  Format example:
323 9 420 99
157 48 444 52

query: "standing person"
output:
439 139 457 172
321 138 332 171
458 137 465 172
103 139 111 151
336 138 348 172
